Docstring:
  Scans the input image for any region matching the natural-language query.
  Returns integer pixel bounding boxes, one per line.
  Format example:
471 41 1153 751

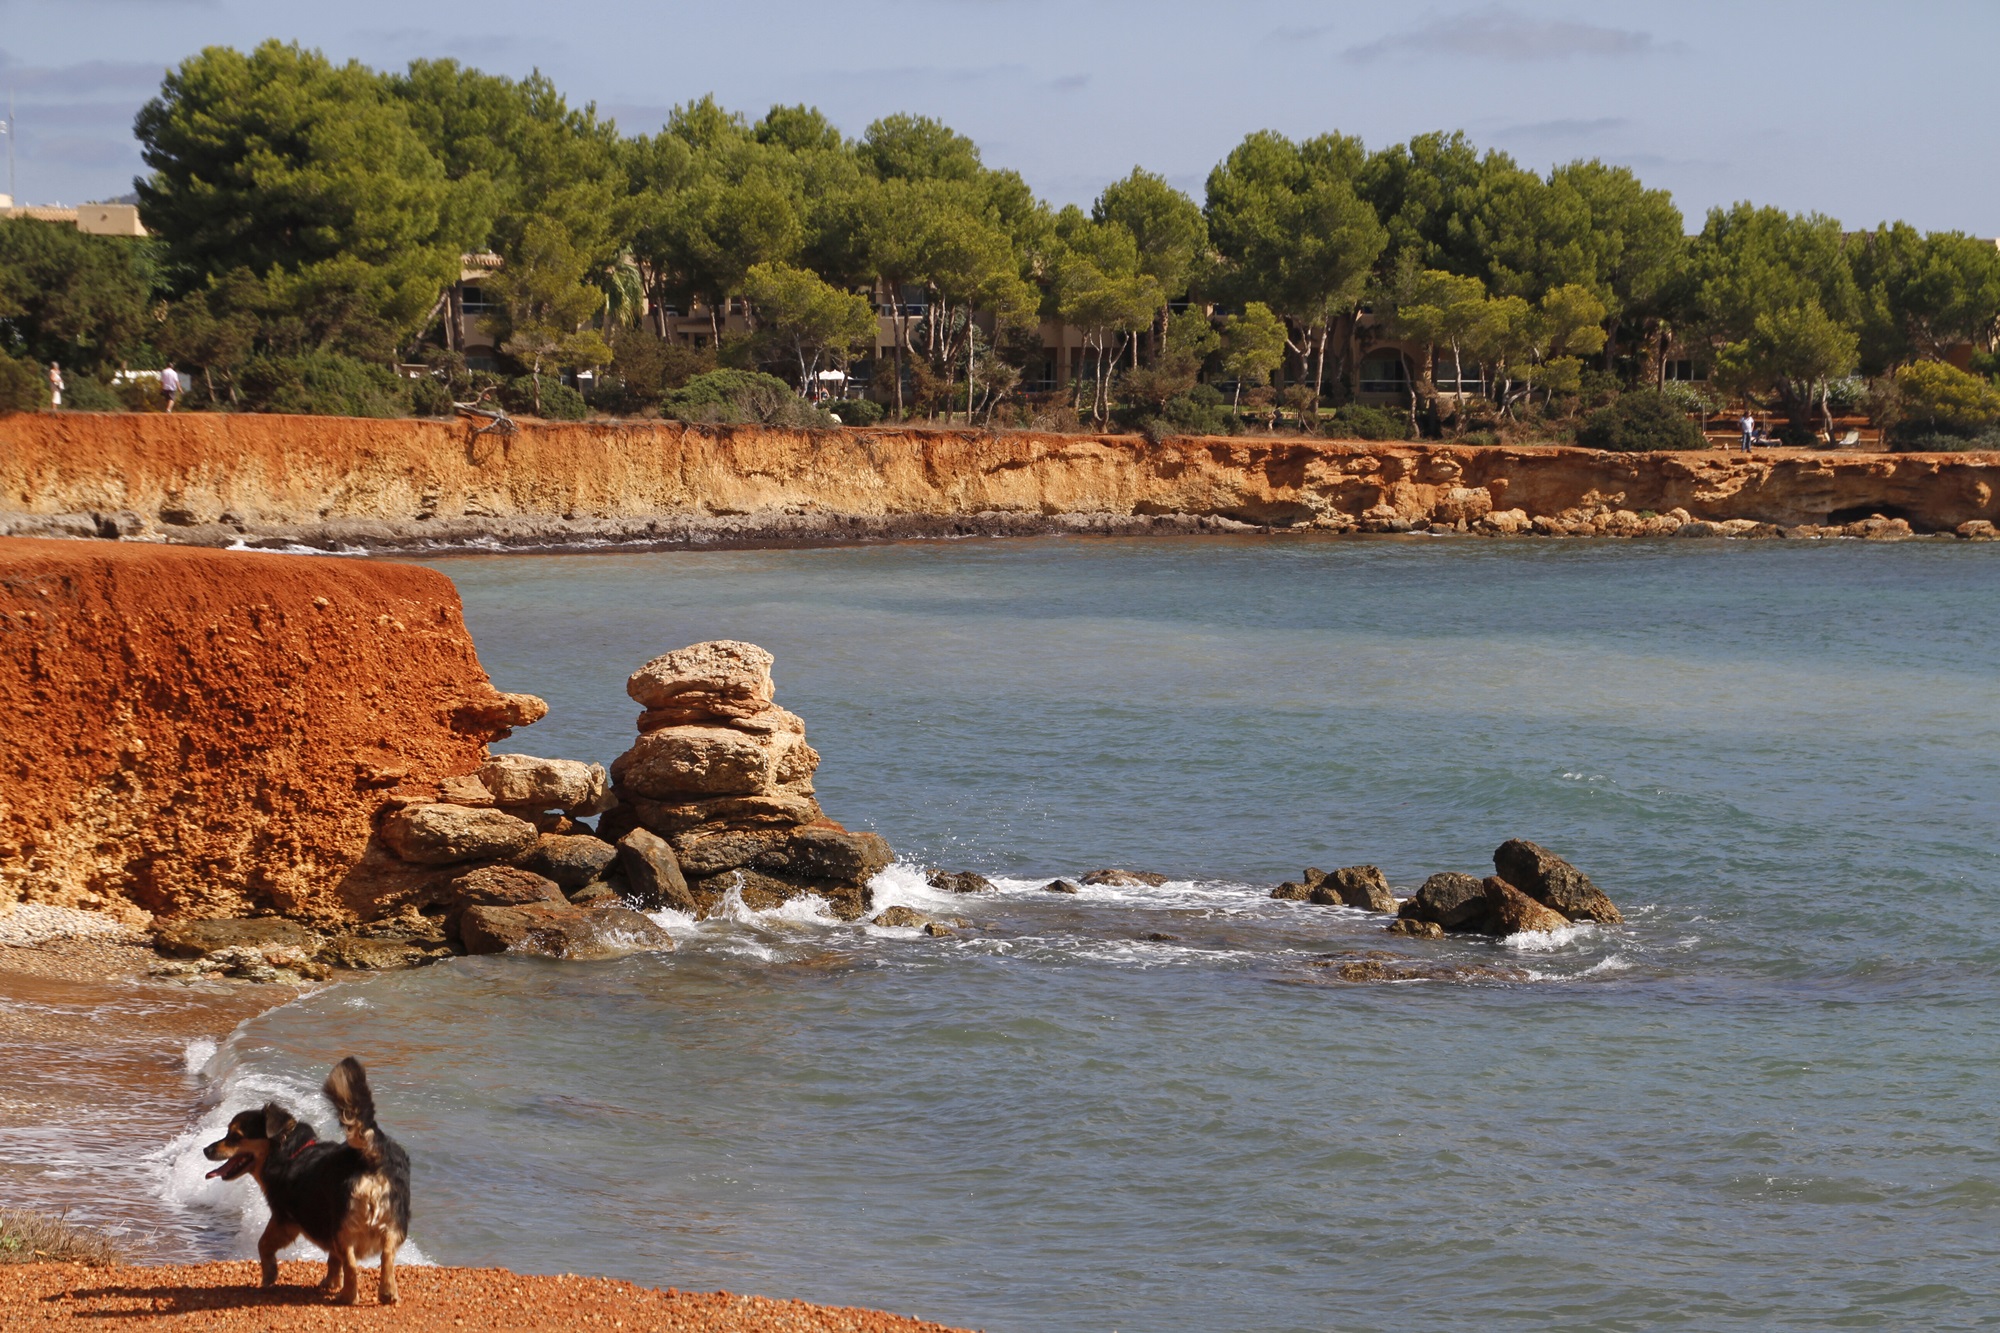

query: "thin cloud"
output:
0 53 166 96
1497 116 1631 140
1048 73 1089 93
1345 8 1661 63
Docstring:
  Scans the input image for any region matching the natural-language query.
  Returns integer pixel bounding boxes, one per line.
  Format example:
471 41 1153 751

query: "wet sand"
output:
0 1261 977 1330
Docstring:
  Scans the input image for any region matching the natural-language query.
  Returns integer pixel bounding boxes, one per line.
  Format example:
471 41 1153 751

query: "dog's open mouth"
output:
206 1152 254 1181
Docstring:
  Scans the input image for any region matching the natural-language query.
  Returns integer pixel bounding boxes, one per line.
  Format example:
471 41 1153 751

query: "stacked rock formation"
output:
353 747 672 961
602 641 892 919
1272 839 1621 939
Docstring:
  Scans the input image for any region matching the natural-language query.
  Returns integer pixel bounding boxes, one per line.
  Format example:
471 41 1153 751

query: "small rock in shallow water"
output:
1082 868 1168 887
1143 932 1181 942
1492 839 1621 923
1386 918 1444 939
922 921 957 938
319 935 446 970
153 917 319 959
1043 879 1081 894
1314 956 1529 984
871 905 930 929
616 828 694 914
927 868 997 894
1270 881 1312 902
1401 872 1490 931
1483 876 1571 935
459 903 673 958
1307 865 1398 913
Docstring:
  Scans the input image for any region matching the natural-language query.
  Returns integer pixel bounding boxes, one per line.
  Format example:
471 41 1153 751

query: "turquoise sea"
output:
140 537 2000 1328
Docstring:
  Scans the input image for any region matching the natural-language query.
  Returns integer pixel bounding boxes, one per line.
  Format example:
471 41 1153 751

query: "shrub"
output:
828 396 884 427
0 351 45 412
0 1208 122 1266
1576 389 1707 452
237 353 410 418
498 374 587 421
408 375 456 418
1326 403 1409 441
1150 384 1235 437
661 369 834 427
1887 360 2000 444
61 375 122 412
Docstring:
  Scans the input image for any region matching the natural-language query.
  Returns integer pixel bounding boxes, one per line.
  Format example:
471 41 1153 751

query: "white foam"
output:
1500 921 1597 952
182 1038 217 1077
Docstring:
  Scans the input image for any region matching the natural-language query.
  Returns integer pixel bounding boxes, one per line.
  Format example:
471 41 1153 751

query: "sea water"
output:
154 537 2000 1329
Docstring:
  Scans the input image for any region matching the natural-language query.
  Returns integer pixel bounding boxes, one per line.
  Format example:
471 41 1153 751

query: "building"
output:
0 198 147 237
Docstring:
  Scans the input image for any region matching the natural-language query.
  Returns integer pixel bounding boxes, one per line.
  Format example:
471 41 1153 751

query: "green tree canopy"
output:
0 220 155 374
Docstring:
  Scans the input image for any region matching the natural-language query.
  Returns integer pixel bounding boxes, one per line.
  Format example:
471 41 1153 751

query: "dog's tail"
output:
323 1057 384 1167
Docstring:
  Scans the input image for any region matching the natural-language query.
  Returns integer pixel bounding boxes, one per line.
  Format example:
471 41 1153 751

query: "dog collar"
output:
288 1137 317 1160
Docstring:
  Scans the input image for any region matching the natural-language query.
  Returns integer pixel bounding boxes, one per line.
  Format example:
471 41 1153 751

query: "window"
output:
459 286 495 316
1663 359 1707 382
1358 354 1410 395
1432 353 1484 394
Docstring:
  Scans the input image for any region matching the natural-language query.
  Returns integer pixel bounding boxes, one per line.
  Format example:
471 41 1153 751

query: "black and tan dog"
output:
202 1056 412 1305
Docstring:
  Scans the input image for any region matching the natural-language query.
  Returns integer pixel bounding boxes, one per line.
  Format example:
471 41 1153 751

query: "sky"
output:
2 0 1995 236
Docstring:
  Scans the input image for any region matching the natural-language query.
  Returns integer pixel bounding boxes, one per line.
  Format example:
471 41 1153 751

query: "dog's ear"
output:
262 1102 296 1140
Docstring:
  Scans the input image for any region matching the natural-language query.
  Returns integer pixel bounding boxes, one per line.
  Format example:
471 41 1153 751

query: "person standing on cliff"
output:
47 362 62 409
1739 409 1755 453
160 365 181 413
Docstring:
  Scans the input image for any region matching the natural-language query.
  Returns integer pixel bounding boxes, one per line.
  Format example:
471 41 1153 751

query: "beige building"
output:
0 198 147 236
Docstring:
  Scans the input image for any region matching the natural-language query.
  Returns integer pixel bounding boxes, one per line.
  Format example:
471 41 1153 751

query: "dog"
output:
202 1056 412 1305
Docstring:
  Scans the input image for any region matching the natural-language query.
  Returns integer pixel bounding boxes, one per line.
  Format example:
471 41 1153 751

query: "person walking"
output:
160 365 181 413
47 362 63 409
1739 408 1755 453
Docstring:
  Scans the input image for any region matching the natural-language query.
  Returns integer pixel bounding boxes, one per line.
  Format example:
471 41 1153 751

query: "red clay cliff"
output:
0 538 539 926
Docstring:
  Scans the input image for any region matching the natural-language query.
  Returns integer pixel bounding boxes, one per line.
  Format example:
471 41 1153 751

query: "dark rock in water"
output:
1143 932 1181 942
1492 839 1622 923
459 902 674 958
1082 868 1168 887
1401 872 1490 930
319 934 446 970
1043 879 1081 894
685 867 872 921
871 905 930 929
1483 876 1570 936
512 833 618 891
154 917 320 959
927 868 997 894
616 828 694 914
443 865 566 943
1385 918 1444 939
922 921 957 938
1270 881 1313 902
1307 865 1397 913
758 826 893 883
1311 955 1529 984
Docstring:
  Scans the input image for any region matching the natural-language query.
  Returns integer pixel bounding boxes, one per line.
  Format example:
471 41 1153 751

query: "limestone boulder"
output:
927 869 996 894
1044 879 1081 894
616 828 694 915
477 754 614 815
611 725 818 799
380 803 540 865
1385 918 1444 939
1307 865 1397 913
626 641 776 711
319 935 448 970
1082 868 1168 887
759 826 893 883
459 903 674 959
1957 520 1997 540
1483 876 1571 936
443 864 566 943
626 792 823 838
1492 839 1622 923
872 905 930 929
1401 871 1491 931
511 833 619 893
155 917 321 959
1271 881 1313 902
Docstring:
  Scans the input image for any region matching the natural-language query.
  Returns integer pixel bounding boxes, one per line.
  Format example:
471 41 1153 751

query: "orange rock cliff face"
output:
2 413 1996 545
0 538 541 925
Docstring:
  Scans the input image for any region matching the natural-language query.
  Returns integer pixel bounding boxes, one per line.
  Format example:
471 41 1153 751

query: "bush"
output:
0 352 45 412
1576 389 1707 452
828 396 883 427
408 375 455 418
1326 403 1410 441
1148 384 1235 438
0 1208 122 1266
661 369 834 427
61 375 122 412
498 374 587 421
1890 428 2000 453
1887 360 2000 445
237 353 411 418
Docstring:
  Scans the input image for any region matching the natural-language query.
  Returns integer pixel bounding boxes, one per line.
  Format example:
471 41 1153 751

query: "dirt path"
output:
0 1261 977 1330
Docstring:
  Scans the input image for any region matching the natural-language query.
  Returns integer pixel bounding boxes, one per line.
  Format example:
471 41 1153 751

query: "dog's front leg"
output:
321 1250 342 1290
334 1244 361 1305
256 1221 299 1287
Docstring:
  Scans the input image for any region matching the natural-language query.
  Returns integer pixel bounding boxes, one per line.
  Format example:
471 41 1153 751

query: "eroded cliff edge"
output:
0 537 540 925
4 413 1996 546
